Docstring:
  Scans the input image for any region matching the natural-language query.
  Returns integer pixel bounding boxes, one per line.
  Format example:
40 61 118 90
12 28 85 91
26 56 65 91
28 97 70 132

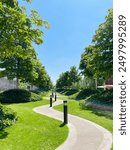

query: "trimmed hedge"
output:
86 89 113 105
76 88 98 100
80 89 113 110
64 89 79 96
31 92 43 101
0 89 43 103
0 104 17 130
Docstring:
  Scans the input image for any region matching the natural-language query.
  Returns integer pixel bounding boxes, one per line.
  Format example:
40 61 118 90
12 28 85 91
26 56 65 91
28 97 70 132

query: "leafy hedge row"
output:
80 89 113 110
75 89 98 100
86 89 113 105
56 88 98 100
56 88 79 95
0 89 43 103
0 104 17 130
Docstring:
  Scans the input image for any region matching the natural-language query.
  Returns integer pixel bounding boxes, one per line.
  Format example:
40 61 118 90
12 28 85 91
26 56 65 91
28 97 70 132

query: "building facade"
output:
0 77 17 91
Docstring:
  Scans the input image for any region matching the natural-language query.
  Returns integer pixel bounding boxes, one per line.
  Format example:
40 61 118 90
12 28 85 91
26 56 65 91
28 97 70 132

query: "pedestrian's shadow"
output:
59 123 66 127
0 130 8 139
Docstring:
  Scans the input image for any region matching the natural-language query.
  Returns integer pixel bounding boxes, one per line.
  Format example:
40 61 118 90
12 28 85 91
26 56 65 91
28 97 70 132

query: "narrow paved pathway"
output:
33 100 112 150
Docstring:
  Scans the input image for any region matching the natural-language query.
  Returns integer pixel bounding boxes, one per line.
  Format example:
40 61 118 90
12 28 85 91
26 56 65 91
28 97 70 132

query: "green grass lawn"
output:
0 100 68 150
54 94 113 133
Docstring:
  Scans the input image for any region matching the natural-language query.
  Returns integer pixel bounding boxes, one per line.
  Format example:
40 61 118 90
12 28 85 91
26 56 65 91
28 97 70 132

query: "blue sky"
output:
20 0 112 84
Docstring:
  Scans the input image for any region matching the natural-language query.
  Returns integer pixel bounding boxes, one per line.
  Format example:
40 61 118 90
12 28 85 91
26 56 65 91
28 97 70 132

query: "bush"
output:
38 91 49 97
0 89 43 103
80 89 113 110
56 88 66 93
0 104 17 130
87 89 113 105
56 88 79 95
64 89 79 96
31 92 43 101
76 88 98 100
30 90 41 94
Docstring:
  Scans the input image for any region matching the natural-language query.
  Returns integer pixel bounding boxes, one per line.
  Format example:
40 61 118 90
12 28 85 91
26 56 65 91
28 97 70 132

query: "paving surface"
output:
33 100 112 150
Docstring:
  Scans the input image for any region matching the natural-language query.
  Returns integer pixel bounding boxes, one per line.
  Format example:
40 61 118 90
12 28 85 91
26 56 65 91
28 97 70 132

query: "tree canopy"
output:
0 0 49 58
0 0 52 90
56 66 80 89
79 9 113 80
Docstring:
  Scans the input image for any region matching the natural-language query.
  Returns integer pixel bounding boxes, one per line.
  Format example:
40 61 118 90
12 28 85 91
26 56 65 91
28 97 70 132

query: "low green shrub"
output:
87 89 113 105
80 89 113 110
76 88 98 100
56 88 79 95
64 89 79 96
30 90 41 94
0 104 17 130
0 89 43 103
38 91 49 97
31 92 43 101
56 88 66 93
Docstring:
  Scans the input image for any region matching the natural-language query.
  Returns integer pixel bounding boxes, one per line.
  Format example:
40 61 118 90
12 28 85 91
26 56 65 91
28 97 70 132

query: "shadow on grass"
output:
80 105 113 119
59 123 66 127
76 89 97 100
0 130 8 139
91 109 113 119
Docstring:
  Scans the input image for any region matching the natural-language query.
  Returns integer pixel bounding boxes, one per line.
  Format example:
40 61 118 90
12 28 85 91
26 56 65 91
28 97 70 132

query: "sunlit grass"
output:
54 96 113 132
0 100 68 150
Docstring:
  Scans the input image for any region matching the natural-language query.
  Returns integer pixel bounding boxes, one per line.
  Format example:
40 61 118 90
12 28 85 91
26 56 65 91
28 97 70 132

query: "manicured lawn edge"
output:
54 94 113 133
0 100 68 150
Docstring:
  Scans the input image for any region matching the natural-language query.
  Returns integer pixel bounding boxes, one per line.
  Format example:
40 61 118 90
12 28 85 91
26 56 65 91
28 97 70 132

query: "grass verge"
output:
0 100 68 150
55 93 113 150
54 94 113 133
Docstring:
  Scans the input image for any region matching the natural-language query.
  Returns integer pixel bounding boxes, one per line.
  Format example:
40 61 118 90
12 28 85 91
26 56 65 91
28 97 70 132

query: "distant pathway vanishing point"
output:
33 99 112 150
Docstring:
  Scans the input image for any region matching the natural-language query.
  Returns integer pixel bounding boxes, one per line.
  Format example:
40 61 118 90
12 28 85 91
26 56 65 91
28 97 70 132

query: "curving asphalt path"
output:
33 100 112 150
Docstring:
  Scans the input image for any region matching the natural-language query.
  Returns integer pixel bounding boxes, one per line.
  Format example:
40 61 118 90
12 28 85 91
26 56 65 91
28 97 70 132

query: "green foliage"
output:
87 89 113 105
79 45 95 78
37 91 50 97
0 54 36 81
0 0 45 58
71 77 97 90
80 89 113 111
54 99 113 132
0 55 53 89
0 104 17 130
57 88 79 96
0 89 42 103
0 0 52 90
76 88 98 100
26 0 32 3
30 60 53 90
0 100 68 150
79 9 113 80
56 66 80 89
56 71 70 88
30 92 43 101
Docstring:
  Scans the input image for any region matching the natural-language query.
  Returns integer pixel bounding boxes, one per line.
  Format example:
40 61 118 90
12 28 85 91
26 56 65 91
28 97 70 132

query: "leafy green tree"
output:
0 0 49 58
69 66 81 83
79 9 113 80
79 45 95 77
56 66 80 89
0 0 51 89
0 52 38 87
0 54 53 90
31 60 53 90
56 71 70 89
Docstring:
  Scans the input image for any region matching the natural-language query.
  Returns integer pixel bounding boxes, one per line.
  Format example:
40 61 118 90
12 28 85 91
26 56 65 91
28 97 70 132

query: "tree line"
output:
0 0 52 90
56 9 113 89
